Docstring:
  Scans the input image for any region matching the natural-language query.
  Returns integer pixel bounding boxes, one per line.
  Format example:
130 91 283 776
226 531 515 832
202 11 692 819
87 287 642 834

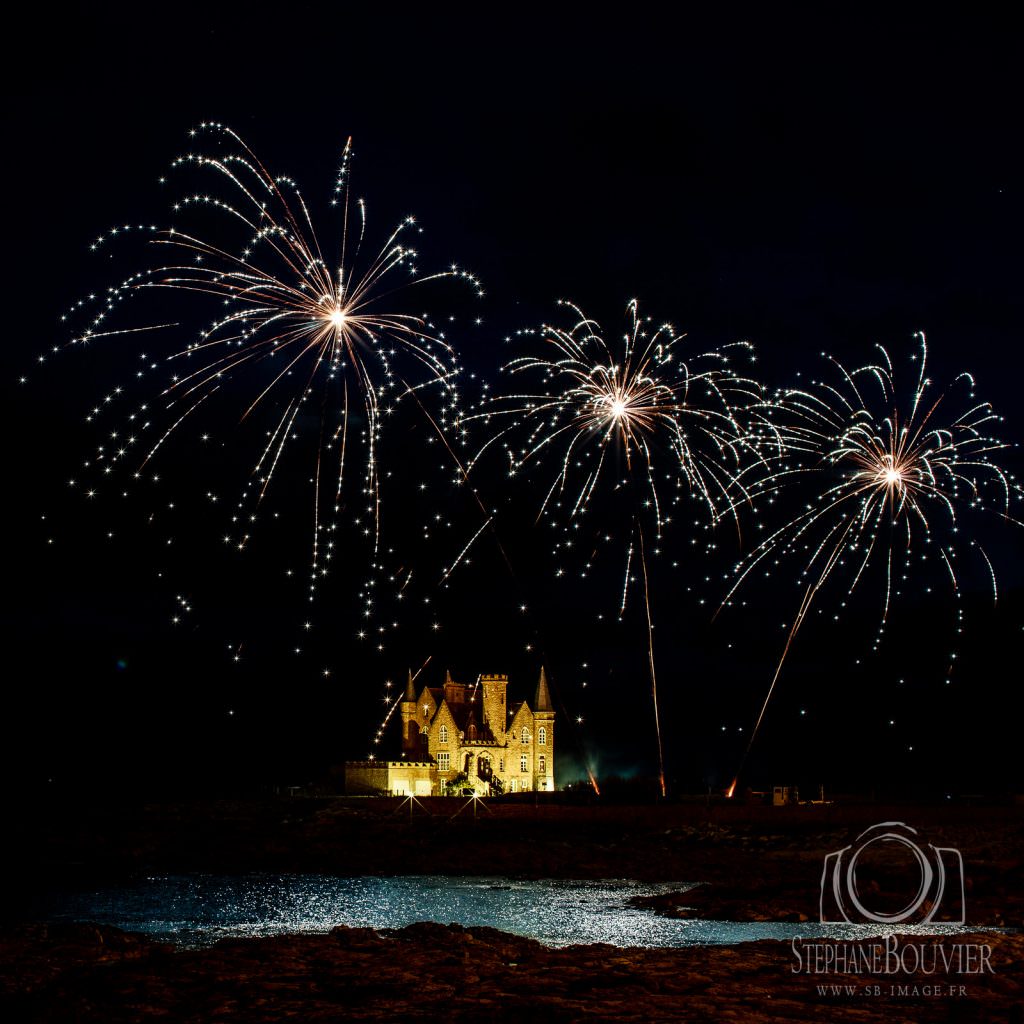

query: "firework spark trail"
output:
473 299 762 796
405 385 518 580
370 655 433 755
441 515 494 583
637 519 665 797
722 332 1021 796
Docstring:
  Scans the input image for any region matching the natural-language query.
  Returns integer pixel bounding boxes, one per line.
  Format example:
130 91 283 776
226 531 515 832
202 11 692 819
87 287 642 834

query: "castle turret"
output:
401 669 419 756
533 667 555 791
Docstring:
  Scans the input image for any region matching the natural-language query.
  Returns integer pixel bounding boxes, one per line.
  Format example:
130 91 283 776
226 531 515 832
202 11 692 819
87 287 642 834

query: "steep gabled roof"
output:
507 700 532 727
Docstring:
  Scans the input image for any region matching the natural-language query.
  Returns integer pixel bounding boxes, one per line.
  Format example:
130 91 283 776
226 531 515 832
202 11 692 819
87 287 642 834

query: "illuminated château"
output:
345 669 555 796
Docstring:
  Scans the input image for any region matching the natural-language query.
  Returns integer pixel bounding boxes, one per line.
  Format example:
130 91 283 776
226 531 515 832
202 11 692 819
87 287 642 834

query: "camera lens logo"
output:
820 821 965 924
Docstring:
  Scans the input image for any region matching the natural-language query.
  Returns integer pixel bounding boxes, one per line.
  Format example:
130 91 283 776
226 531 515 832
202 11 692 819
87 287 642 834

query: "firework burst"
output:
721 332 1021 794
473 299 762 794
53 123 481 617
476 300 759 536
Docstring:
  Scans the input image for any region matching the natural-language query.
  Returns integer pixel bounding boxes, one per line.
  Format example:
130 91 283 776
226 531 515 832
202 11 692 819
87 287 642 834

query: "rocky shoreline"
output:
2 921 1021 1022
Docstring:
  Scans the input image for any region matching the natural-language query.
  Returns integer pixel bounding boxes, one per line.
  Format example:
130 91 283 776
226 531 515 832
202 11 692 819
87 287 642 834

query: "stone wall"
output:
344 761 437 796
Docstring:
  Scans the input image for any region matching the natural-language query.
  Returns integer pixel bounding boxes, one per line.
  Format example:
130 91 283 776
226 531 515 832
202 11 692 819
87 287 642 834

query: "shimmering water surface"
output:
38 875 974 949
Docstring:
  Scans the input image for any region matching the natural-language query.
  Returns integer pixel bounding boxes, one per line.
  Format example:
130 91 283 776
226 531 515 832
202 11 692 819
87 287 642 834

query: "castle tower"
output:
480 674 508 744
533 667 555 791
400 669 420 756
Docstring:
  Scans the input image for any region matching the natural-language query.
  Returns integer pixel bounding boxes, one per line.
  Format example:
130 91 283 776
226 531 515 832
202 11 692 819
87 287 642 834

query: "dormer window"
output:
439 725 448 744
521 727 530 744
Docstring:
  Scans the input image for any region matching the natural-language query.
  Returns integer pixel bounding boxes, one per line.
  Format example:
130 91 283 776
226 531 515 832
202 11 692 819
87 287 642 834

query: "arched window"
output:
521 727 530 744
538 726 547 746
439 725 448 744
539 755 546 773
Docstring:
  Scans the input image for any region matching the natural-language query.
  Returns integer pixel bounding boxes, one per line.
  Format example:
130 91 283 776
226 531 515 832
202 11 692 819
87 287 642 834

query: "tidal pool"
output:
38 875 971 948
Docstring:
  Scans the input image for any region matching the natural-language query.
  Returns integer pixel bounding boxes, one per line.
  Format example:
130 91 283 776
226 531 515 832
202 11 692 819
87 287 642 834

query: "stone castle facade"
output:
345 669 555 796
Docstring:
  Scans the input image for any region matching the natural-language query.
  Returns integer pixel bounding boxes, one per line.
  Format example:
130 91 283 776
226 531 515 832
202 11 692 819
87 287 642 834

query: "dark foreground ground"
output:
2 922 1021 1023
2 798 1021 1021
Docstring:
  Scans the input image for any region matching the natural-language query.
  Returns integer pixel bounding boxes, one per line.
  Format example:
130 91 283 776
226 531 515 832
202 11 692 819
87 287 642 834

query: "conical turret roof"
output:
534 666 554 712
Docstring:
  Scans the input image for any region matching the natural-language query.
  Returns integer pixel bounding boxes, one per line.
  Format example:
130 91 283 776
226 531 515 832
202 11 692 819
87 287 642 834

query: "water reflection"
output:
39 875 970 949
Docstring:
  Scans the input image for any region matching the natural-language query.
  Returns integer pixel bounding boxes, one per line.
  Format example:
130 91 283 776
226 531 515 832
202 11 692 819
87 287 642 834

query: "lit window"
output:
539 755 546 773
521 727 530 743
437 752 450 771
510 780 517 793
520 755 528 773
439 725 448 744
538 727 546 746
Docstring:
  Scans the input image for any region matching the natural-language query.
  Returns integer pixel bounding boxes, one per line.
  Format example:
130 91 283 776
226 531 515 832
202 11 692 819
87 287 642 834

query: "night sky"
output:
3 5 1022 797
